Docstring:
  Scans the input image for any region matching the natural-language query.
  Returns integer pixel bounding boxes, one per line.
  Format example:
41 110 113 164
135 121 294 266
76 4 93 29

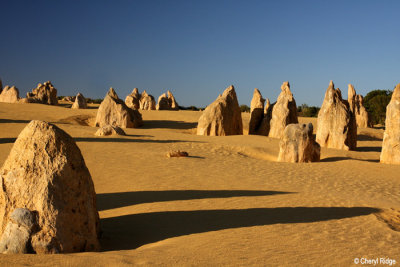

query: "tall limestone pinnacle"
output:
197 85 243 136
268 81 298 138
380 83 400 164
316 81 357 150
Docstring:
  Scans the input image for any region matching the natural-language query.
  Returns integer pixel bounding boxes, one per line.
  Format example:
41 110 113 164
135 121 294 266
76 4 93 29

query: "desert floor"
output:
0 102 399 266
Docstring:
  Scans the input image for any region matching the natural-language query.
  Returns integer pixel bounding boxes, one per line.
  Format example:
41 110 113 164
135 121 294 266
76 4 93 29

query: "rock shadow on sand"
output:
141 120 197 130
0 137 17 144
100 206 380 251
0 119 31 124
321 157 379 163
74 137 192 144
97 190 292 211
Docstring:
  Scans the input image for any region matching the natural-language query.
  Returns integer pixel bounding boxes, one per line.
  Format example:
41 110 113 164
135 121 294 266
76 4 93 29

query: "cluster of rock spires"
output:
96 88 143 128
125 88 156 110
157 90 179 110
125 88 179 111
0 121 100 253
26 81 58 105
248 82 298 138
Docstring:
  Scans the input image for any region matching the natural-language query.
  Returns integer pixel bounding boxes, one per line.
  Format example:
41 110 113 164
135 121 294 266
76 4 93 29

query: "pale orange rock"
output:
62 96 75 102
249 88 265 135
348 84 356 113
0 120 100 253
71 93 87 109
0 86 20 103
347 83 369 128
95 125 126 136
255 98 273 136
95 88 143 128
0 208 37 254
355 94 370 128
346 84 358 147
167 90 179 110
157 93 169 110
197 85 243 136
268 81 298 138
157 90 179 110
380 83 400 164
264 98 271 114
277 123 320 163
139 90 156 110
166 150 189 157
125 88 140 109
316 81 357 150
26 81 58 105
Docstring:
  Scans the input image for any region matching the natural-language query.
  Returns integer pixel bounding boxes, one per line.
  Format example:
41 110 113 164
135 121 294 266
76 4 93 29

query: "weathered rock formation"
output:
157 90 179 110
316 81 357 150
380 83 400 164
71 93 87 109
95 125 126 136
277 123 320 163
139 90 156 110
95 88 143 128
348 84 356 113
0 86 20 103
346 84 358 147
125 88 140 110
157 93 170 110
254 98 274 136
268 82 298 138
167 90 179 110
264 98 271 114
26 81 58 105
249 88 265 134
166 150 189 157
197 85 243 136
0 208 38 254
355 94 370 128
62 96 75 102
0 120 100 253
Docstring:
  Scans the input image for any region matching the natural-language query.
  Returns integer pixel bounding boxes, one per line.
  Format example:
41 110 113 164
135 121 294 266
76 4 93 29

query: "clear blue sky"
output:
1 0 399 107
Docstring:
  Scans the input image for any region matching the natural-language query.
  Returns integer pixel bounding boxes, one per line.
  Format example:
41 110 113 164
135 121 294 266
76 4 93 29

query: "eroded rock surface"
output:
197 85 243 136
277 123 320 163
0 120 100 253
26 81 58 105
71 93 87 109
380 83 400 164
0 86 20 103
95 88 143 128
316 81 356 150
268 82 298 138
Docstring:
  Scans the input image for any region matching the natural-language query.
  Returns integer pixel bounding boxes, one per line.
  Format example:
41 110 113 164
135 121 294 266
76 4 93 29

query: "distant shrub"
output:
240 105 250 113
298 104 320 117
363 89 392 125
57 96 65 100
86 98 103 104
179 105 200 111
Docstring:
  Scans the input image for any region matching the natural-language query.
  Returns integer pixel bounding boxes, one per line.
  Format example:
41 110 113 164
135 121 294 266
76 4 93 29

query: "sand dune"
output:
0 102 399 266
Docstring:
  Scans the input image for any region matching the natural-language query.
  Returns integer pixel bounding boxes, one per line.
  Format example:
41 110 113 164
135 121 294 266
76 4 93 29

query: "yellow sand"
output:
0 102 399 266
